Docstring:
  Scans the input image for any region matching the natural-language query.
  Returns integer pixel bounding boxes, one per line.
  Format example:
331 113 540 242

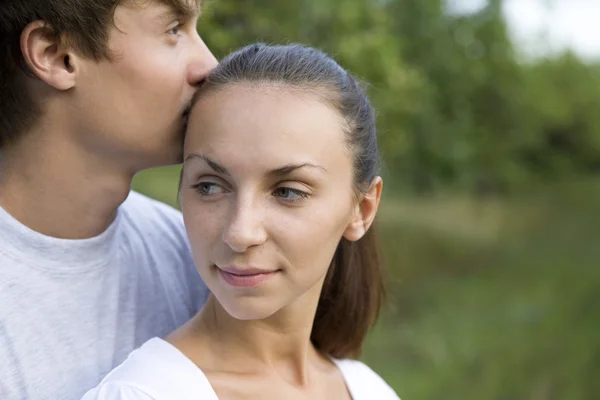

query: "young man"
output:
0 1 217 399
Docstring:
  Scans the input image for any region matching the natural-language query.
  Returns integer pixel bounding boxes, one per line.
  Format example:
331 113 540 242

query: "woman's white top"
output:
81 338 400 400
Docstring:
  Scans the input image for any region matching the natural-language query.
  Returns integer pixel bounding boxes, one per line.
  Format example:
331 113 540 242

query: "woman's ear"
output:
20 20 79 90
343 176 383 242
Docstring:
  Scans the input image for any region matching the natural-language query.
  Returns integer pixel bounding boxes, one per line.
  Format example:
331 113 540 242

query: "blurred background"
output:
133 0 600 398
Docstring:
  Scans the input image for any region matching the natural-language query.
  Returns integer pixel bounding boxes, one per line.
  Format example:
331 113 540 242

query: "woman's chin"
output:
220 299 279 321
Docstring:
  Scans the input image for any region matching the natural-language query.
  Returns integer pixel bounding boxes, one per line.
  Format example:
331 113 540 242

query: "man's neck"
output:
0 128 135 239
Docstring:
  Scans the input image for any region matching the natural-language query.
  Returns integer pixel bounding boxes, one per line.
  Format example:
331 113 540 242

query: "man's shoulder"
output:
119 191 186 241
118 191 208 311
121 191 182 223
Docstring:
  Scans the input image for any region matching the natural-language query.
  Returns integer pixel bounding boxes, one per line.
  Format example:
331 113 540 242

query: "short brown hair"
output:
196 43 385 359
0 0 199 149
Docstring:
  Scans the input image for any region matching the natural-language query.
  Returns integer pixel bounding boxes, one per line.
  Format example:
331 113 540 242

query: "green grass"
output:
363 181 600 399
134 168 600 399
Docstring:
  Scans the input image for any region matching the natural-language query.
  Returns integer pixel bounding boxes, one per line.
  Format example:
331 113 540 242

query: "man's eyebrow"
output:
156 0 202 20
154 9 178 23
267 163 328 177
184 154 229 175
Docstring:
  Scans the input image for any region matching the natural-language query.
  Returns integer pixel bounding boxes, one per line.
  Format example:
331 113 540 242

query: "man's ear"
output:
20 21 79 90
343 176 383 242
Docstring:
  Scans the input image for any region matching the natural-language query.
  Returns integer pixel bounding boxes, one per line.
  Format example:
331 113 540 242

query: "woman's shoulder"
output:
81 382 156 400
81 338 218 400
334 358 401 400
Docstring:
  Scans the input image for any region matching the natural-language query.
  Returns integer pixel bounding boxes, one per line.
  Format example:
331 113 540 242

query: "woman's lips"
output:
217 266 279 288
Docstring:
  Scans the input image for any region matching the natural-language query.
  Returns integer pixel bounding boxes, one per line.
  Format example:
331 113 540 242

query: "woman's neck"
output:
168 286 329 386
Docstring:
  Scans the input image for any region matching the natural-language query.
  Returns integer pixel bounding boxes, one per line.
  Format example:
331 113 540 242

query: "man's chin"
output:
174 125 187 163
160 125 187 165
158 145 185 166
135 144 184 172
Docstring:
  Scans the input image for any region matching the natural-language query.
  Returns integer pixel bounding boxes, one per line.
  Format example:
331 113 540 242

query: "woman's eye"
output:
273 187 310 202
193 182 225 196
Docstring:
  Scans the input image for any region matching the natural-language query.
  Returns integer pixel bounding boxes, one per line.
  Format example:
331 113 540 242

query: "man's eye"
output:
167 23 182 35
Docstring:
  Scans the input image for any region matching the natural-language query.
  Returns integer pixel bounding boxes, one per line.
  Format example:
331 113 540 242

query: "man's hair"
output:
0 0 199 150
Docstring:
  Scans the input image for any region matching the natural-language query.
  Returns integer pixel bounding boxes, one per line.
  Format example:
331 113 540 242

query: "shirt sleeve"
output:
339 359 401 400
81 383 157 400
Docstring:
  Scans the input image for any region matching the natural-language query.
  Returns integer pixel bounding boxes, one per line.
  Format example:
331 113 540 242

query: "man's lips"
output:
182 78 207 124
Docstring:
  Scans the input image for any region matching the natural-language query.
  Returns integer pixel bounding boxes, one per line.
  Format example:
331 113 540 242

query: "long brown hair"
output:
195 43 385 359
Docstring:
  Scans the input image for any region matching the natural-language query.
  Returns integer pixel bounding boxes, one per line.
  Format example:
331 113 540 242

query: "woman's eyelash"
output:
191 182 223 196
189 182 310 202
273 187 311 202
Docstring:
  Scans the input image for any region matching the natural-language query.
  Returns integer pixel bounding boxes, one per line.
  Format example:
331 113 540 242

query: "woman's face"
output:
181 84 366 321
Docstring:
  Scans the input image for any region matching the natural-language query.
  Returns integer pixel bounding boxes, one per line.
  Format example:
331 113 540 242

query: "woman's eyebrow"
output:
267 163 328 177
184 154 327 177
184 153 229 175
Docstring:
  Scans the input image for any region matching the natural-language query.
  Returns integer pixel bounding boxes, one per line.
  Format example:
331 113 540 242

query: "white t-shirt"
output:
0 191 209 400
81 338 401 400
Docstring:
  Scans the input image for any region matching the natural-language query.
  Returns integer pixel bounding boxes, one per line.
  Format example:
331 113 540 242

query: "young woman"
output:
83 43 399 400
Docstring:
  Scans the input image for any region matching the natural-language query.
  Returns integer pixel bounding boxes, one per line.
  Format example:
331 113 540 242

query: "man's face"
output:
70 0 217 170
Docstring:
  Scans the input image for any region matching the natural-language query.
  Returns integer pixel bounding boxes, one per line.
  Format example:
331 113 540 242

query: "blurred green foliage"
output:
195 0 600 195
362 180 600 399
134 0 600 398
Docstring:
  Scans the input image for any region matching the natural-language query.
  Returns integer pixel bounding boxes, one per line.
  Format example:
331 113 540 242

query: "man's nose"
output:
187 34 218 86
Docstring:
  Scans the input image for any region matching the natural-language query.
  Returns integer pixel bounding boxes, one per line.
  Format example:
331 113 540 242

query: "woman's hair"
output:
195 43 385 359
